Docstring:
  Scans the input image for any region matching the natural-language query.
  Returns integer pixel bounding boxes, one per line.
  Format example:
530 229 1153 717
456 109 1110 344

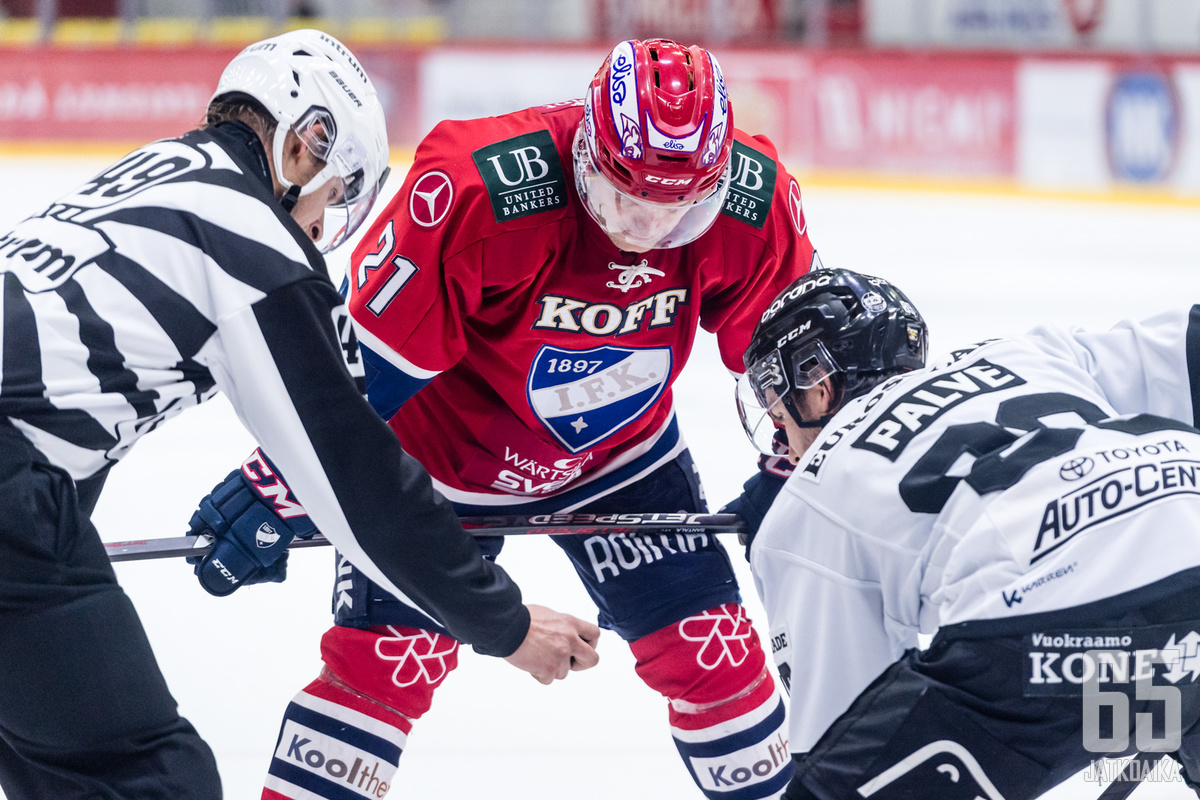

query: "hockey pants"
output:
0 421 222 800
784 566 1200 800
263 452 792 799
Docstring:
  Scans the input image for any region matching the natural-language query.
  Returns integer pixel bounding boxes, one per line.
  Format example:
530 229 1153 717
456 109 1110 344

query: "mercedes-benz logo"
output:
1059 456 1094 481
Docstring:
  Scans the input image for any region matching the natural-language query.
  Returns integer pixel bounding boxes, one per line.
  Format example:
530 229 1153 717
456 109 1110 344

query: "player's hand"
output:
503 604 600 685
186 449 317 596
722 428 794 560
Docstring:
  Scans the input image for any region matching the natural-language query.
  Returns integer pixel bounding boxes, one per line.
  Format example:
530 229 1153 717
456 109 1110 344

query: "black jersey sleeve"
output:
207 275 529 657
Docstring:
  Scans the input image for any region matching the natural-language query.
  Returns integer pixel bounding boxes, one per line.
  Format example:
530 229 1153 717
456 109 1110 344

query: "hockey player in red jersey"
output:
190 38 817 798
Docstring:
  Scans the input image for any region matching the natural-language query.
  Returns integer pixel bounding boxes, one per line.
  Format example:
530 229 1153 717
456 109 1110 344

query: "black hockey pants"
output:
0 422 222 799
784 566 1200 799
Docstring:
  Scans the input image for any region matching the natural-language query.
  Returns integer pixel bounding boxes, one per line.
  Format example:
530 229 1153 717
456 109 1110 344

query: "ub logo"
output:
679 604 753 670
375 626 459 688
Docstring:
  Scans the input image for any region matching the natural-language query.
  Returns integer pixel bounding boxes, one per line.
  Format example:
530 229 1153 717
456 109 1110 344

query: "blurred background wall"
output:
0 0 1197 199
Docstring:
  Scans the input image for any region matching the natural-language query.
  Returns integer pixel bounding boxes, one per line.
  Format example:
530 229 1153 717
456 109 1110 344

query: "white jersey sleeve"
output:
1022 306 1200 427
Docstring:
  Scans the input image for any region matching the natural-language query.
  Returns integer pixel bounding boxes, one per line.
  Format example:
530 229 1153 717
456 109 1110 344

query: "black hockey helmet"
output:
737 268 928 453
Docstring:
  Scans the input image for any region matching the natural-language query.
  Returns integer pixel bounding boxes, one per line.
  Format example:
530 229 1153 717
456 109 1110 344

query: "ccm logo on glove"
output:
241 450 308 519
187 448 319 596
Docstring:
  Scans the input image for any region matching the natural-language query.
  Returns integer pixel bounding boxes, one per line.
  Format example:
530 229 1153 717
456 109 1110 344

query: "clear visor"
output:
294 107 388 253
747 339 839 407
573 129 731 251
736 372 785 455
312 165 390 253
735 339 841 454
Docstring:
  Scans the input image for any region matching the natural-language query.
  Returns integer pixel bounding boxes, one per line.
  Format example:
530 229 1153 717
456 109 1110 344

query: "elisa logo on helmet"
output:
702 53 730 167
607 43 643 160
586 39 734 206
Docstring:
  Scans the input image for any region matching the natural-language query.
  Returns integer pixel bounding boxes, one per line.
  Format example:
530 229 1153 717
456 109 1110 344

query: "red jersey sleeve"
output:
699 131 817 375
345 119 495 378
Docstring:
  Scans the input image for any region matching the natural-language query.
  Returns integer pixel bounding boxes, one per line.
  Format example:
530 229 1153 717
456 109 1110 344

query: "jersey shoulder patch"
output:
470 129 569 224
720 139 777 230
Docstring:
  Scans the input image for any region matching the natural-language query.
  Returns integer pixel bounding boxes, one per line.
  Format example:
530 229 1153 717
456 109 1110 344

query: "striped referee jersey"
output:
0 122 527 656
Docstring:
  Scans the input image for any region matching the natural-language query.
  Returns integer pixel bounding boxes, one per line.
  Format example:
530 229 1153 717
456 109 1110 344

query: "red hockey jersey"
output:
347 102 816 509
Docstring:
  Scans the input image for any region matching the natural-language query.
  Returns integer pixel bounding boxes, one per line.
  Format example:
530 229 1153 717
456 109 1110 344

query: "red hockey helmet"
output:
576 39 734 251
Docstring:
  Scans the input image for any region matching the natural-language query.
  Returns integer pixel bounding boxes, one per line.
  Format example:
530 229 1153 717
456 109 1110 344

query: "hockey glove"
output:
186 449 318 597
721 428 794 561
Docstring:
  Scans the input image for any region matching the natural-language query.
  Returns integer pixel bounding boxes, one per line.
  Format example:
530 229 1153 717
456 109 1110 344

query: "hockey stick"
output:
104 512 747 563
1095 753 1163 800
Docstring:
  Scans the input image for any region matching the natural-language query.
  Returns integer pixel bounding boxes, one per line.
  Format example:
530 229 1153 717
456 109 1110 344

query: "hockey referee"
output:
0 29 598 800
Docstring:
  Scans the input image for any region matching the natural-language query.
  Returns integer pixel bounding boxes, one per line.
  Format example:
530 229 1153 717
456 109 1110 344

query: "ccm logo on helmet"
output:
760 275 832 324
645 175 693 186
776 320 812 348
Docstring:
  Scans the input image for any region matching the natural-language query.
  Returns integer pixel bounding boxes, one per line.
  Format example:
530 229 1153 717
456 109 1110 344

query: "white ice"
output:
2 154 1199 799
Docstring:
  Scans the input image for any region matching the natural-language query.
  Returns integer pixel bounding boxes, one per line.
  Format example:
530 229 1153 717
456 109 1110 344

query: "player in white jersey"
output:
0 30 596 800
736 268 1200 799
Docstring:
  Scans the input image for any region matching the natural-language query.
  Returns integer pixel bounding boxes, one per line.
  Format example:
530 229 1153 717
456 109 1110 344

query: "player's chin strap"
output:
785 371 899 430
781 378 845 430
279 184 301 213
790 406 841 429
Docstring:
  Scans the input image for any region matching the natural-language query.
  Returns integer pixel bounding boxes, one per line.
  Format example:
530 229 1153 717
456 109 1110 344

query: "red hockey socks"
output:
631 603 793 799
262 624 459 800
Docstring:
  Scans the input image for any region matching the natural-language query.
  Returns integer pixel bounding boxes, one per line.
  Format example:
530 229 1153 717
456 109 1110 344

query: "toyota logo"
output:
1059 456 1094 481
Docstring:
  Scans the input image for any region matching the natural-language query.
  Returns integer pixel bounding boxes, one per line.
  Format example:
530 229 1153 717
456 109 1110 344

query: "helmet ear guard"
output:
736 268 929 454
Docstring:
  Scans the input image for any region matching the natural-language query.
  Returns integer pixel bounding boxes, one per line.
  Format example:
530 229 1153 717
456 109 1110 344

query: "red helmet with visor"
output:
576 39 735 251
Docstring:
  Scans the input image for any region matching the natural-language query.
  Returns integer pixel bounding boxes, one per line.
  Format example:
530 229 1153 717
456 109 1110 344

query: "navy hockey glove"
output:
186 449 318 596
721 428 794 560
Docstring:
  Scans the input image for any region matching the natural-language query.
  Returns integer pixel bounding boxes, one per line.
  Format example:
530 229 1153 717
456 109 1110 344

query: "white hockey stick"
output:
104 512 747 562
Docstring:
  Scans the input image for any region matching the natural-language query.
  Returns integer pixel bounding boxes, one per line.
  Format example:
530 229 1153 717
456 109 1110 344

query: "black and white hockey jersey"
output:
0 122 528 656
750 308 1200 752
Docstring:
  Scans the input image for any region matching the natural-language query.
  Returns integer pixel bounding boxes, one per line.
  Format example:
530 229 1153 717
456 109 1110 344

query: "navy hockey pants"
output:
334 449 741 640
0 422 222 800
784 567 1200 800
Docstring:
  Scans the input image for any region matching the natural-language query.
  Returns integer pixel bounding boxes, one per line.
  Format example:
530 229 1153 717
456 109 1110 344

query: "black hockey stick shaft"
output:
1096 753 1162 800
104 512 746 563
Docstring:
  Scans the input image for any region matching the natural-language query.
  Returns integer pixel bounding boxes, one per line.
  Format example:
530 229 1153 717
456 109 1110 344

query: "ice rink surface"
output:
3 153 1200 799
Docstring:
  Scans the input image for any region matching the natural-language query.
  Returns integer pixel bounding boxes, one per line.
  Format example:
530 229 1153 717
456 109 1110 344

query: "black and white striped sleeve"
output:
199 275 530 657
